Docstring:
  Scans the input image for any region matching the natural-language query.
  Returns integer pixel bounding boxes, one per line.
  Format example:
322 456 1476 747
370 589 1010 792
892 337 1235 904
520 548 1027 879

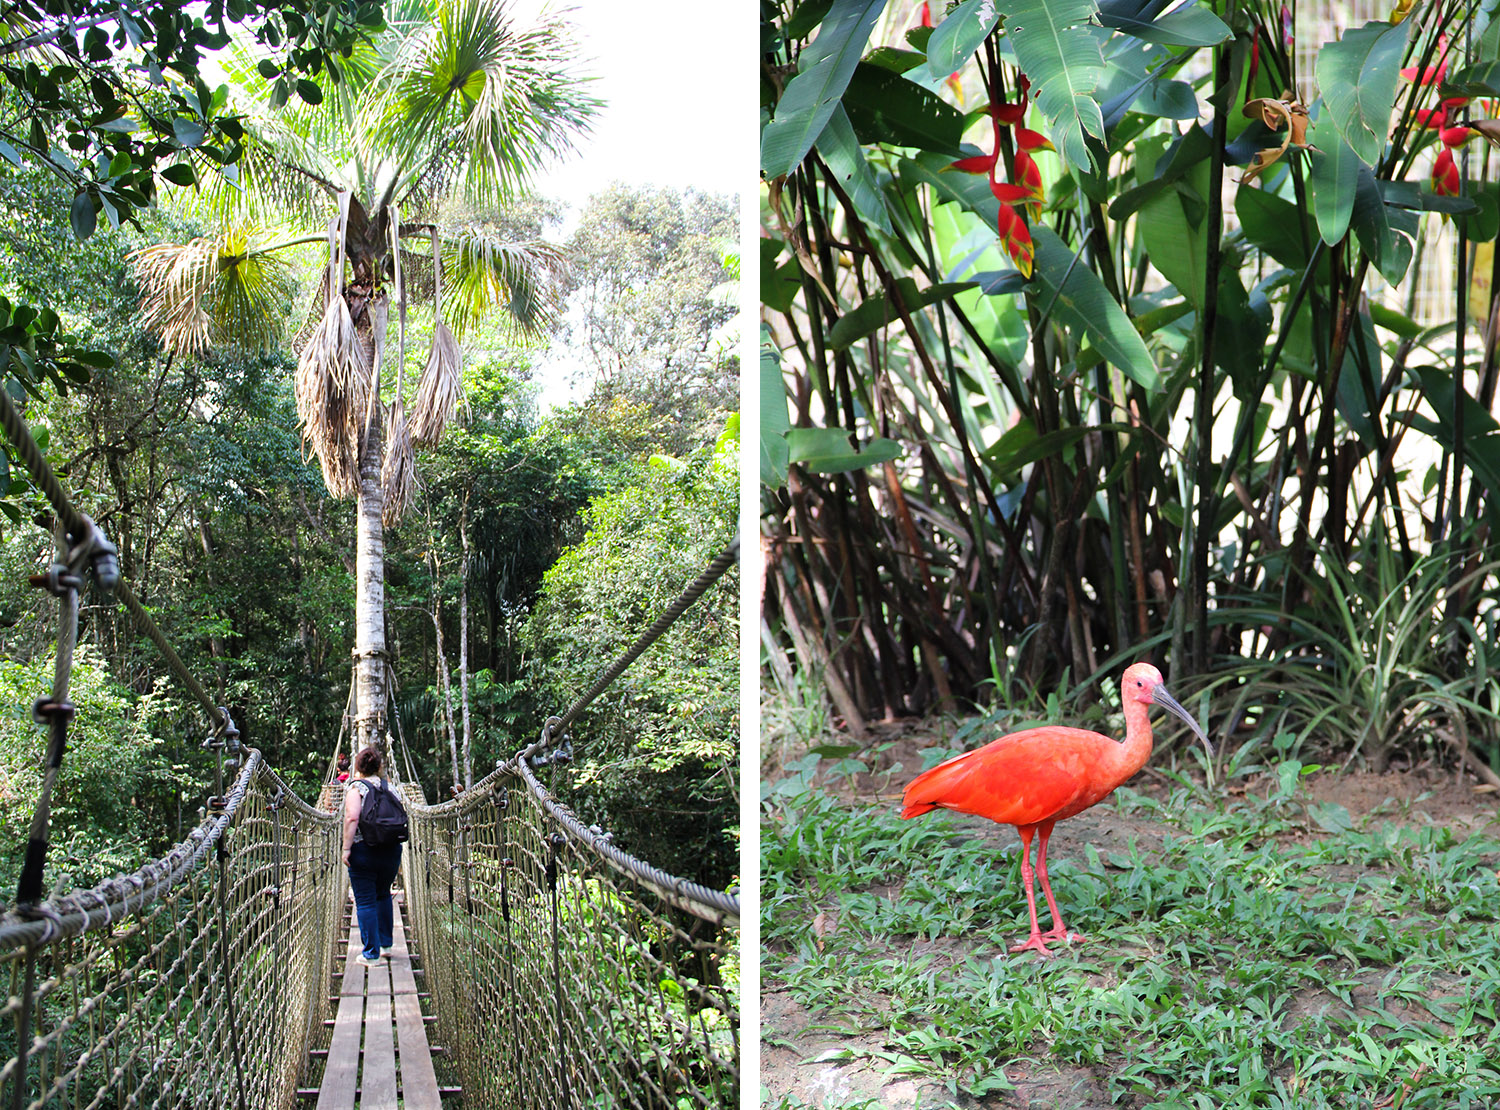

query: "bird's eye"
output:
1136 680 1143 687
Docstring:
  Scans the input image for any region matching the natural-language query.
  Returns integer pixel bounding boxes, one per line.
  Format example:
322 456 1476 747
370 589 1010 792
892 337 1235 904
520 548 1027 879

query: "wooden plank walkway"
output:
314 891 444 1109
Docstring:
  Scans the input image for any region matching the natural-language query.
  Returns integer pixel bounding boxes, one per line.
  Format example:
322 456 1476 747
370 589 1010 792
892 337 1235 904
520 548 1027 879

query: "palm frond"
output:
410 321 463 446
441 229 567 339
131 228 298 358
361 0 599 209
382 396 418 524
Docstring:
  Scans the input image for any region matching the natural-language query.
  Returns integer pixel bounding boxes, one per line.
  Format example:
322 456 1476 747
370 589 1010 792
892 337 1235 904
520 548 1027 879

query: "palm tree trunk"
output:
459 493 473 788
353 415 387 752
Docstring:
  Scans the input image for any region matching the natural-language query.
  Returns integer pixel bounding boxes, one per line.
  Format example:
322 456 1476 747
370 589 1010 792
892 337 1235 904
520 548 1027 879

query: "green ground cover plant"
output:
762 745 1500 1108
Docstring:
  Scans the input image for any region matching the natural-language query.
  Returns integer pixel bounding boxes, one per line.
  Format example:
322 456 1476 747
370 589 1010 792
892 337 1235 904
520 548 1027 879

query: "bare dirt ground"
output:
761 720 1500 1108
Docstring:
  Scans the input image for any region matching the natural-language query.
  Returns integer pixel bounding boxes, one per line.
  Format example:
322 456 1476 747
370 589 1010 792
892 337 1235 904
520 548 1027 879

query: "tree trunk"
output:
353 416 387 752
459 493 473 788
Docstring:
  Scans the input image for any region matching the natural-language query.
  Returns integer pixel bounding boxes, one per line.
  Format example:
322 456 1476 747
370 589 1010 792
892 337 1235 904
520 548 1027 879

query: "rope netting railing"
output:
405 762 739 1109
403 537 741 1109
0 386 347 1109
0 750 345 1110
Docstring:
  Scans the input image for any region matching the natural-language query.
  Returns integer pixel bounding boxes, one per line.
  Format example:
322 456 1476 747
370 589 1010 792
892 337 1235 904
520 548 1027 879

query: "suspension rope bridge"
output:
0 386 740 1109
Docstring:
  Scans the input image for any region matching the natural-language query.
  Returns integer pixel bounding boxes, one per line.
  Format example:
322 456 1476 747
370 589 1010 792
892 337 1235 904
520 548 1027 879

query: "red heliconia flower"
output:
1015 125 1053 153
992 74 1031 125
1281 4 1294 50
1440 122 1474 147
951 153 998 174
1012 150 1046 203
919 1 933 28
1246 33 1261 97
1432 147 1461 196
1415 106 1447 130
1402 35 1450 85
995 202 1035 277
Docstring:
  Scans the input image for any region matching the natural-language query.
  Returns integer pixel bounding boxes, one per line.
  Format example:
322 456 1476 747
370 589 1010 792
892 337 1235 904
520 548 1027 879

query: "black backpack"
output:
357 778 409 846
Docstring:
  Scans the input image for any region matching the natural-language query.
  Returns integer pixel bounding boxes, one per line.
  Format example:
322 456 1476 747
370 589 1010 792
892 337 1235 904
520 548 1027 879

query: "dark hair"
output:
354 747 382 777
336 754 350 773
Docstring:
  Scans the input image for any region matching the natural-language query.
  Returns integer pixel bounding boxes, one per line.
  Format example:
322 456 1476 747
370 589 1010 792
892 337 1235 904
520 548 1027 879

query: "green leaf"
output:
926 0 1001 80
1440 59 1500 100
1307 112 1360 246
761 338 791 487
762 0 886 178
159 162 196 186
1235 185 1316 271
983 419 1130 481
761 239 802 313
1004 0 1108 171
786 428 903 473
171 117 205 147
296 77 323 105
786 0 835 40
0 141 19 167
1134 185 1206 307
1314 21 1408 168
1405 365 1500 511
1138 182 1206 307
828 280 971 349
1367 301 1422 339
1030 226 1157 388
1105 5 1232 47
96 116 137 133
843 63 967 155
69 192 96 240
1350 166 1411 285
816 104 892 234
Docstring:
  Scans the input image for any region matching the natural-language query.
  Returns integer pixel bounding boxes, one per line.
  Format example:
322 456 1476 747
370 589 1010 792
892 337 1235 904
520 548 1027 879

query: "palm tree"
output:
132 0 597 751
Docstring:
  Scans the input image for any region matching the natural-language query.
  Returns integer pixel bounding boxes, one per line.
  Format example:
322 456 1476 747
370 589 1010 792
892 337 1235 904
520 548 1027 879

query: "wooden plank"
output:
390 894 443 1109
316 913 364 1110
361 956 398 1110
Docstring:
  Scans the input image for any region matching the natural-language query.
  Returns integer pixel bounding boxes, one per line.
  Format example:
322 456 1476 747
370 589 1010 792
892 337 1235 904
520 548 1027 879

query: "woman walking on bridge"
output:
342 746 406 966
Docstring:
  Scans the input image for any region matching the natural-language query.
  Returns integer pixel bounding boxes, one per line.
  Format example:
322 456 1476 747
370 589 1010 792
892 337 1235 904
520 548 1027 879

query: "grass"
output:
761 752 1500 1109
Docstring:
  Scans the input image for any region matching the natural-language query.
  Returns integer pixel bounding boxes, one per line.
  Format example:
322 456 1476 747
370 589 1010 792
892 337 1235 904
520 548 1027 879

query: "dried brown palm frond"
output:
410 321 462 446
294 294 368 497
293 194 371 498
382 396 417 526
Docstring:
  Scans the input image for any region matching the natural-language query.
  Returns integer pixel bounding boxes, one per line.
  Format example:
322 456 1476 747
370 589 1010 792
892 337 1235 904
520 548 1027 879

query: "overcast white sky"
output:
507 2 750 406
517 2 749 212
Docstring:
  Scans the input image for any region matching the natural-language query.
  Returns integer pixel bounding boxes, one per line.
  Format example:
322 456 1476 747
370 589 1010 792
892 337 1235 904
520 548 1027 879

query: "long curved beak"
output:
1153 684 1214 760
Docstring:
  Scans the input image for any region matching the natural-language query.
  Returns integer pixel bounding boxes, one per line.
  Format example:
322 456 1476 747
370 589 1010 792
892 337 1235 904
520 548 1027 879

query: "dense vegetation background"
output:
0 164 739 895
762 0 1500 783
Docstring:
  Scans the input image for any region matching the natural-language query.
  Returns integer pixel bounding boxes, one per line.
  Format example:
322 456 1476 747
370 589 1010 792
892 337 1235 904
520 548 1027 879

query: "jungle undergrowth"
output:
762 751 1500 1109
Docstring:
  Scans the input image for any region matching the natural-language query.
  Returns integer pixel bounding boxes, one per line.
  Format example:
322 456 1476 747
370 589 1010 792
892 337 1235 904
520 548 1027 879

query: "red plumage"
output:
900 662 1211 957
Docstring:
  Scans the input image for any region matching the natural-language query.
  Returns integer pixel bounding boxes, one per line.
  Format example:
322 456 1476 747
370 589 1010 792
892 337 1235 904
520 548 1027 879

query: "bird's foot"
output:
1042 929 1087 945
1008 935 1055 958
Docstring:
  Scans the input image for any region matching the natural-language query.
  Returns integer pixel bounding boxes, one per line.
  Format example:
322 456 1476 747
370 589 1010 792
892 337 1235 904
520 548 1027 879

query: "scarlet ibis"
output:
901 662 1212 957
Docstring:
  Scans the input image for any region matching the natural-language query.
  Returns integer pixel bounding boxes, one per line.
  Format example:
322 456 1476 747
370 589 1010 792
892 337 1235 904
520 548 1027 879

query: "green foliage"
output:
523 423 738 887
763 759 1500 1106
561 184 739 455
760 0 1500 784
0 648 190 891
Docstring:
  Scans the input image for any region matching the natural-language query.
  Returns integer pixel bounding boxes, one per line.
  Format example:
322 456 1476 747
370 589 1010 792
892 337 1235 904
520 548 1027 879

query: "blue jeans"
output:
347 841 402 959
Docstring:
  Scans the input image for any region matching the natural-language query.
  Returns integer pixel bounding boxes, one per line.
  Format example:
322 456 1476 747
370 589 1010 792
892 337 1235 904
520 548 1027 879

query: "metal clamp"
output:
32 697 75 726
65 514 119 591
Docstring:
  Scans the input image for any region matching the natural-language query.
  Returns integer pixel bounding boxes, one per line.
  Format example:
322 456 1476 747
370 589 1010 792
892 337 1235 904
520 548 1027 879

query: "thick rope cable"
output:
522 535 740 761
